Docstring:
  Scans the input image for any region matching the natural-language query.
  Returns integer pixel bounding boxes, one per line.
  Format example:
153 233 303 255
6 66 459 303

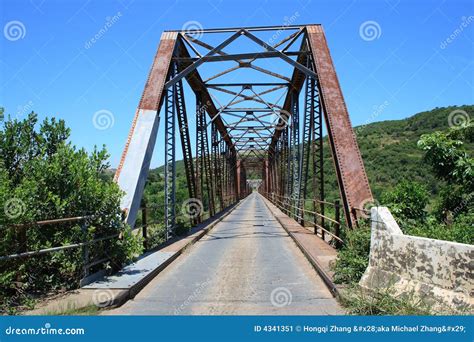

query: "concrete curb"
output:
260 195 340 297
26 198 246 315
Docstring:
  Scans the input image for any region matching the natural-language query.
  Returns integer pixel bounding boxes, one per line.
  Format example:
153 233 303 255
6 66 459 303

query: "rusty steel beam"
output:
175 38 236 154
305 25 373 227
114 31 178 227
174 24 304 34
268 31 308 153
267 25 372 227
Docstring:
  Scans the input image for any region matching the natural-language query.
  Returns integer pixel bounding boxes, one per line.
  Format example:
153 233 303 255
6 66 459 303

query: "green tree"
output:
418 125 473 219
381 181 429 222
0 112 142 313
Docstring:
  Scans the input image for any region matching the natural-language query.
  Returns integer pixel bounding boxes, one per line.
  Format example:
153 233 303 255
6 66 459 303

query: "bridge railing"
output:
136 193 240 250
0 215 119 282
261 192 344 248
0 192 244 286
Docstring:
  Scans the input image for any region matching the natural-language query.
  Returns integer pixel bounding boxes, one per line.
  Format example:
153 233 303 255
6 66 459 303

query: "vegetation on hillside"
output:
0 104 471 315
333 108 473 314
142 105 474 240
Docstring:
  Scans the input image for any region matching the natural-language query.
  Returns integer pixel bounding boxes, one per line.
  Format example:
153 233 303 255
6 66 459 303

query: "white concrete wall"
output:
360 207 473 313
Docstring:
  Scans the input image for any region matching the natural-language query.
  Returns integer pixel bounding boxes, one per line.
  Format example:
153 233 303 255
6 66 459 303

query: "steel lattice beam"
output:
115 24 372 236
164 73 176 239
114 32 178 227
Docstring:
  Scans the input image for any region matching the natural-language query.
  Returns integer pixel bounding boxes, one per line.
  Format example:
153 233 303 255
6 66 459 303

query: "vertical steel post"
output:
212 123 224 211
290 91 300 218
196 92 215 218
81 221 89 278
164 68 176 240
335 200 341 249
174 60 197 226
299 74 314 225
142 205 148 250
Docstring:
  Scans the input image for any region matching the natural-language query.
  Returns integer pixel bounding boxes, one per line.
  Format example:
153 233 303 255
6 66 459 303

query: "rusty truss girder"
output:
114 24 372 240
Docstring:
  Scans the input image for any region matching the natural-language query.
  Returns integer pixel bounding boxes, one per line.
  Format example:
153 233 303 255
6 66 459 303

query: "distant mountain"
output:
355 105 473 200
146 105 473 204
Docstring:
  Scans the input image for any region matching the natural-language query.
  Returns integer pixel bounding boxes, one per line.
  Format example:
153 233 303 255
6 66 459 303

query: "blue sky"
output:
0 0 473 168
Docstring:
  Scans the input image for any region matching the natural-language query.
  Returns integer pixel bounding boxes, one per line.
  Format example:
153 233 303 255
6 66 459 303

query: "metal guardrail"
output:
0 192 242 284
261 191 344 247
0 215 116 279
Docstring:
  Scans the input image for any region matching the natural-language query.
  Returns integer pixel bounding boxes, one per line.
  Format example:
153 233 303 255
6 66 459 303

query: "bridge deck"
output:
107 192 343 315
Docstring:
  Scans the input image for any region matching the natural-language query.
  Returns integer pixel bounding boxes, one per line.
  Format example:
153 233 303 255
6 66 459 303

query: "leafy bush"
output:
0 112 142 313
333 223 371 284
418 124 473 221
381 181 429 221
404 212 474 245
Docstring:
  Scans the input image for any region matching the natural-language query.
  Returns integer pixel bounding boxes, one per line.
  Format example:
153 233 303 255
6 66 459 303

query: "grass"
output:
339 286 432 315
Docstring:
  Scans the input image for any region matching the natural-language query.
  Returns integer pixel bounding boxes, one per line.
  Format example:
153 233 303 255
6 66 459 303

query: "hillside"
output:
356 105 473 199
146 105 473 204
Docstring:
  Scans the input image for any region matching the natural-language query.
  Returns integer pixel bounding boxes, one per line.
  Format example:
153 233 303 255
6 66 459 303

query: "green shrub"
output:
0 113 142 313
333 223 371 284
404 212 474 245
381 181 429 221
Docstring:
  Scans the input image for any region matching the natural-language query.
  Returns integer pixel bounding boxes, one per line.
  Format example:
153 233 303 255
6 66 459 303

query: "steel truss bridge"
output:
1 24 378 315
114 24 373 242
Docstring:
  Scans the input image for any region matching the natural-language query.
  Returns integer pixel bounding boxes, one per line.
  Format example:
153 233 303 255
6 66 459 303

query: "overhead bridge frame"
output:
114 24 373 239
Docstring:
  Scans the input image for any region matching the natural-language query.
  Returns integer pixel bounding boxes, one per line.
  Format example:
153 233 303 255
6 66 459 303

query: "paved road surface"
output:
107 192 343 315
